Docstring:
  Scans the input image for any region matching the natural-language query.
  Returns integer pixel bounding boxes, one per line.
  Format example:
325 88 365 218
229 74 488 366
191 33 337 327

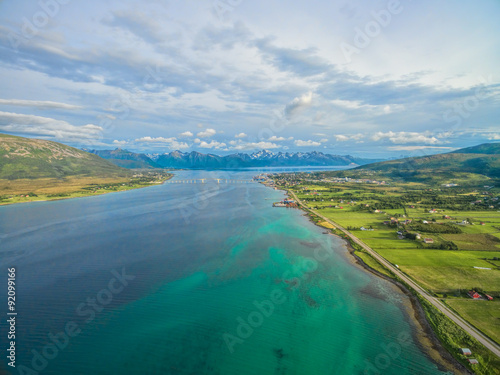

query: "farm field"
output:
446 299 500 345
271 173 500 351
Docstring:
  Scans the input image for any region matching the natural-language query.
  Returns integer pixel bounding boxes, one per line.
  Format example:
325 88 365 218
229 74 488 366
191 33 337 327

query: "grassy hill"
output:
0 133 129 179
322 143 500 184
450 143 500 155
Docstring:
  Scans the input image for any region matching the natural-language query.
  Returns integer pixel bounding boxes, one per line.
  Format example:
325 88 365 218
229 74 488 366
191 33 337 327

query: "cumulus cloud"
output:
197 128 217 138
134 136 189 149
268 136 286 141
235 132 247 138
483 133 500 140
335 135 349 142
199 140 226 149
319 138 328 143
113 140 128 146
0 111 102 141
387 146 455 151
284 92 312 119
0 99 82 110
371 131 441 144
230 141 280 150
179 131 193 137
294 139 321 147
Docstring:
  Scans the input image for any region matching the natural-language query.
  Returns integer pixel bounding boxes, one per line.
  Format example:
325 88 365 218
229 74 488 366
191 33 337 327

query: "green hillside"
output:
0 133 130 179
450 143 500 155
322 143 500 184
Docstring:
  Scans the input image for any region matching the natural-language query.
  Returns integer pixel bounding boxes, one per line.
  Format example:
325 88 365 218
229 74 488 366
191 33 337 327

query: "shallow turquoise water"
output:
0 171 450 374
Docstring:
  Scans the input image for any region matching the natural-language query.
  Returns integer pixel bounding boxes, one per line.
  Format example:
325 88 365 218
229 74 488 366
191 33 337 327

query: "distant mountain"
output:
0 133 128 179
347 142 500 182
152 150 379 169
87 148 162 169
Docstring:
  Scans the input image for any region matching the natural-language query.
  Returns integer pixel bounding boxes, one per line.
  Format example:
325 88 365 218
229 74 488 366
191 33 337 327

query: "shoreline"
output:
278 186 469 374
0 174 173 207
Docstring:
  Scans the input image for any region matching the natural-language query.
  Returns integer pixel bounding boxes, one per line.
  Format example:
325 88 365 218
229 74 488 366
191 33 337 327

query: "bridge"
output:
166 179 258 184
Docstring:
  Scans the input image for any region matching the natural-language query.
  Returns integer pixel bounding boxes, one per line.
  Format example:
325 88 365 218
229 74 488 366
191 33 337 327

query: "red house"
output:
468 290 481 299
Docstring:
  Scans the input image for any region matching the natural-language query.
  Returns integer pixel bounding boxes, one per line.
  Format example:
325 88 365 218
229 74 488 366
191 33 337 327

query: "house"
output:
415 233 421 240
429 209 438 213
485 294 493 301
424 238 434 244
422 220 429 224
480 222 485 226
374 209 381 213
468 290 481 299
444 215 452 219
459 348 472 356
468 359 479 365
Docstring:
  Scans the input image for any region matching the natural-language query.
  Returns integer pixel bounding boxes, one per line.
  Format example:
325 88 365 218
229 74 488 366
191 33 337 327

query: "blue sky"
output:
0 0 499 158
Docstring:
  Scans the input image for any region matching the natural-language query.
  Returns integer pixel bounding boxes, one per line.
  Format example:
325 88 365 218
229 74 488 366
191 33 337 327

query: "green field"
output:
272 172 500 365
446 299 500 345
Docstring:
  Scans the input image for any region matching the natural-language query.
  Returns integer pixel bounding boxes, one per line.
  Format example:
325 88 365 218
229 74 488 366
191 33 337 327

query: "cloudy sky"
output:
0 0 499 158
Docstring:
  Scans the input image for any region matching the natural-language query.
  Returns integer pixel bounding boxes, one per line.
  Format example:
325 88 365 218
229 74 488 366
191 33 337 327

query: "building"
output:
424 238 434 244
485 294 493 301
468 359 479 365
460 348 472 356
468 290 481 299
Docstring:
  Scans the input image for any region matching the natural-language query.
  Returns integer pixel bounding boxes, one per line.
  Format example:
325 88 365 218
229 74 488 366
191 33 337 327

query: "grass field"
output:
446 299 500 345
0 172 171 205
277 175 500 364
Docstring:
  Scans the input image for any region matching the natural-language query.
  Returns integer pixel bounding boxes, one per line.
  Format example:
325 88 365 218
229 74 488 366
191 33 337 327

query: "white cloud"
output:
294 139 321 147
199 140 226 149
483 133 500 140
197 128 216 138
0 99 82 110
372 131 441 144
135 136 177 143
319 138 328 143
0 111 102 141
230 141 280 150
134 136 189 149
179 131 193 137
235 132 247 138
268 136 286 141
335 135 349 142
113 140 128 146
334 134 365 142
285 92 313 118
387 146 455 151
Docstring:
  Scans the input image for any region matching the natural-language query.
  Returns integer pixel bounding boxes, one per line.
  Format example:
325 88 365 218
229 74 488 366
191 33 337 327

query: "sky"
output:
0 0 499 158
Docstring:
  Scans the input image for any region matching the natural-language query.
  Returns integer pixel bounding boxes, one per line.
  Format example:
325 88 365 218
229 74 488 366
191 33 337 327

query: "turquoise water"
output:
0 171 450 374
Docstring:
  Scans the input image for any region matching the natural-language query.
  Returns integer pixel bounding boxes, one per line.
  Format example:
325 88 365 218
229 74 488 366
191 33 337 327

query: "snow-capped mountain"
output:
88 149 381 169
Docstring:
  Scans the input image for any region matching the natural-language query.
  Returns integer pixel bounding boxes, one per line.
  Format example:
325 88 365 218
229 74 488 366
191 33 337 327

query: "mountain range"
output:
88 149 380 169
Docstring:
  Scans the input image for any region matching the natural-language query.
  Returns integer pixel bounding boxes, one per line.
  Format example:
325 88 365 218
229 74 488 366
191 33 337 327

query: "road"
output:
288 190 500 358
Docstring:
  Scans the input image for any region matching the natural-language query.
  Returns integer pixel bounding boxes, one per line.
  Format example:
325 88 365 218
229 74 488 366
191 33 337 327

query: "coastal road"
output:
288 190 500 359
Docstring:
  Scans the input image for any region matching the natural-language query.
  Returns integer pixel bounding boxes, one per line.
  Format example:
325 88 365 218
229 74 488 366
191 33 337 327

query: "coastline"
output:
0 174 173 207
277 186 469 374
